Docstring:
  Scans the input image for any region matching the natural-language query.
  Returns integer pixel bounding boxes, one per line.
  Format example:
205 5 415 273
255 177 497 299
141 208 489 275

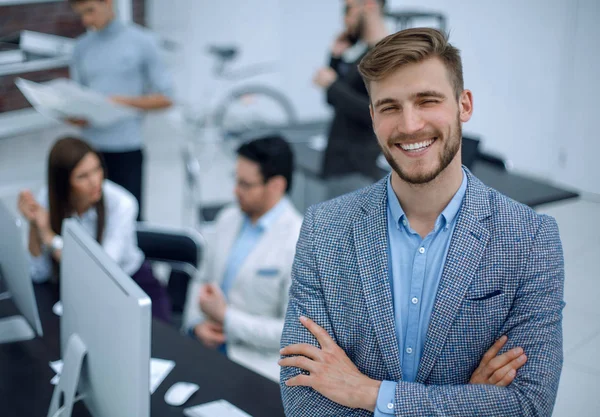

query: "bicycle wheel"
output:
212 84 298 148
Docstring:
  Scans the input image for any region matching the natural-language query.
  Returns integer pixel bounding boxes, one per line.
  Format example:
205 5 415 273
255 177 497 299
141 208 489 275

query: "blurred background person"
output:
182 135 302 382
67 0 174 220
314 0 388 183
18 137 171 322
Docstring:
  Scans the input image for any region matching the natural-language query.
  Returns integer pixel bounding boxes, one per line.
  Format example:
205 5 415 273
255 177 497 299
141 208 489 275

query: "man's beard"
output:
347 15 365 45
380 115 462 185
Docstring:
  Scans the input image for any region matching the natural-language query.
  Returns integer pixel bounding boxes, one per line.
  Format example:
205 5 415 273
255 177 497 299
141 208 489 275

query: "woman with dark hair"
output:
17 136 171 322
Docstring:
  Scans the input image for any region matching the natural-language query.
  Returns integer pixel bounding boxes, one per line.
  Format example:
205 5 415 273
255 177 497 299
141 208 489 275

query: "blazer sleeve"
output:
181 229 215 332
388 215 565 417
280 207 361 415
224 301 286 351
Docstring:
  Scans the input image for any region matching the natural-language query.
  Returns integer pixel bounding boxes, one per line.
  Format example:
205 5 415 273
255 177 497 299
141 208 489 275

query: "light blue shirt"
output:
70 19 173 152
375 171 468 416
220 198 290 297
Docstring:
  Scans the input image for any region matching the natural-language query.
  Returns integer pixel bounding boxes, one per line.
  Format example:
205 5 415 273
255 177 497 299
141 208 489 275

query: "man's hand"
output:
109 95 134 107
194 320 226 349
65 118 89 128
331 31 352 57
279 316 380 412
470 335 527 386
18 190 40 223
313 67 338 89
198 283 227 323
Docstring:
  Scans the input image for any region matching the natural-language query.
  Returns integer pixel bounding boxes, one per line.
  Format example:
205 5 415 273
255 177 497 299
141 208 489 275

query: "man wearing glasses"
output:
182 135 303 381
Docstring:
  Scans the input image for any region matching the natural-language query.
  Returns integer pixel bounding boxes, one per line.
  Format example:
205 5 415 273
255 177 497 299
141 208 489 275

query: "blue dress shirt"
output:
70 19 173 152
375 171 468 416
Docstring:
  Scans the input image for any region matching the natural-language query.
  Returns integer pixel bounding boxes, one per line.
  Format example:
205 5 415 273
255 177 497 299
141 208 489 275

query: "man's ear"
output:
268 175 287 194
459 89 474 123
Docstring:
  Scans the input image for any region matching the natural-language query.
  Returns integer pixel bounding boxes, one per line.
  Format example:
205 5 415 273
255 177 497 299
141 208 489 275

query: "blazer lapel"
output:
353 180 402 381
214 209 244 286
416 171 491 383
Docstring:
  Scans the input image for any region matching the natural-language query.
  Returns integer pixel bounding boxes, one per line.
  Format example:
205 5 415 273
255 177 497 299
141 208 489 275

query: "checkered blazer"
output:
280 169 565 416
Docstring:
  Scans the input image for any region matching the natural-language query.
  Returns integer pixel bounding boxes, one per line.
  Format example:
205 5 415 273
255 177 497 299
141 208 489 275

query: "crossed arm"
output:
280 210 564 416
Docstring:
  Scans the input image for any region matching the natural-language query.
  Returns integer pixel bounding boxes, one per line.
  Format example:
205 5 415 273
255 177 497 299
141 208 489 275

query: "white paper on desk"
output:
49 358 175 394
149 358 175 394
15 77 139 127
183 399 252 417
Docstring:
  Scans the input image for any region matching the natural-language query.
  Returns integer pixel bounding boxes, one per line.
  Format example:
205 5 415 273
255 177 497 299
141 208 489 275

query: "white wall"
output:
147 0 599 194
553 0 600 195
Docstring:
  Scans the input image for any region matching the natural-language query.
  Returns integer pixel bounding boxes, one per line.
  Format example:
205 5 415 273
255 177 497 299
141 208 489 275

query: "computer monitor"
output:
47 219 151 417
0 201 43 344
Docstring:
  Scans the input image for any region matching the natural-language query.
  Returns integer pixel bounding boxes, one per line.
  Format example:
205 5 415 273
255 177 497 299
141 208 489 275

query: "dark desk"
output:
288 138 579 211
0 284 285 417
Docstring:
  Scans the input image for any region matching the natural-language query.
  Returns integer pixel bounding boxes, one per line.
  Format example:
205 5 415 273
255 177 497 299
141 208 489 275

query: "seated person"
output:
18 136 171 322
182 135 302 381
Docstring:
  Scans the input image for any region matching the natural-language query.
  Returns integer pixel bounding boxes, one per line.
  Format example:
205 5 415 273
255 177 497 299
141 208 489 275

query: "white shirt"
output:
30 180 144 283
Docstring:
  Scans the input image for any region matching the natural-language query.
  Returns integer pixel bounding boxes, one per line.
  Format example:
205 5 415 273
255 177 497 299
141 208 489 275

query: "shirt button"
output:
412 297 419 304
419 247 425 254
387 403 394 410
402 219 407 226
406 347 413 354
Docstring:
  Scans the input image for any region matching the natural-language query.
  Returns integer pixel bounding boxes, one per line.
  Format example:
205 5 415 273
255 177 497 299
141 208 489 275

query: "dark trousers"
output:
100 149 144 221
132 261 171 323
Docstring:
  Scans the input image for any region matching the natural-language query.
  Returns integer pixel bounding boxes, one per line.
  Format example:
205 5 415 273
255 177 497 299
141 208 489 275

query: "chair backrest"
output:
462 134 481 170
136 223 203 267
135 223 205 320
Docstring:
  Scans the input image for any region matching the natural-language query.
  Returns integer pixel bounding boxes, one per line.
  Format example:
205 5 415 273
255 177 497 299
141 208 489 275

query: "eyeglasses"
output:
235 178 266 191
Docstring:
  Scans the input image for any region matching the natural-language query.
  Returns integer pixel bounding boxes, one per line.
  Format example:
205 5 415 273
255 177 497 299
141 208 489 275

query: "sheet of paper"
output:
15 77 139 127
49 358 175 393
52 301 63 317
183 400 252 417
149 358 175 394
49 360 63 375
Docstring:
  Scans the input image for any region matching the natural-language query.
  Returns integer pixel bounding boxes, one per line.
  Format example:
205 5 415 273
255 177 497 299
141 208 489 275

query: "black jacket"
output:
321 52 382 180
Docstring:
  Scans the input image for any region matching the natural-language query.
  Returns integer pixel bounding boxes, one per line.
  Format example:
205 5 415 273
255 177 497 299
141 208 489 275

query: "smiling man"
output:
280 28 564 416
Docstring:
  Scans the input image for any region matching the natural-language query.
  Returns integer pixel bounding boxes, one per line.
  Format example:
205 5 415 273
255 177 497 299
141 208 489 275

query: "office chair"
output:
462 134 511 171
461 134 481 170
136 222 205 328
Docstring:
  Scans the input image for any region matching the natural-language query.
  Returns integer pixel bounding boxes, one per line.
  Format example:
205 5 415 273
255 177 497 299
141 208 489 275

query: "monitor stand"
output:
47 334 87 417
0 266 35 344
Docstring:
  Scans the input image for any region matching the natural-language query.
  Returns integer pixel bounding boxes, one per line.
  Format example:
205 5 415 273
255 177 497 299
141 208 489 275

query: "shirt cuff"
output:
186 319 203 338
223 307 235 341
375 380 397 416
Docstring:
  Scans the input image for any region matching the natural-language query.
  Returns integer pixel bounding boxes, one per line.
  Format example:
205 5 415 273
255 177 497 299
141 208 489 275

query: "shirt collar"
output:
386 169 468 230
245 197 289 232
96 18 124 36
70 205 97 222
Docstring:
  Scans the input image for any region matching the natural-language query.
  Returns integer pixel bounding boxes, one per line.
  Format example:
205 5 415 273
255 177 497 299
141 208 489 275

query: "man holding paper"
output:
68 0 173 219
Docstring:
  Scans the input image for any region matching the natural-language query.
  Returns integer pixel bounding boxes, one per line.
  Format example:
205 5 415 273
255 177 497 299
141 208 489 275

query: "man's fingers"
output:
494 369 517 387
285 374 312 387
481 335 508 364
489 354 527 385
281 343 322 361
299 316 335 349
279 356 317 374
486 347 523 375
